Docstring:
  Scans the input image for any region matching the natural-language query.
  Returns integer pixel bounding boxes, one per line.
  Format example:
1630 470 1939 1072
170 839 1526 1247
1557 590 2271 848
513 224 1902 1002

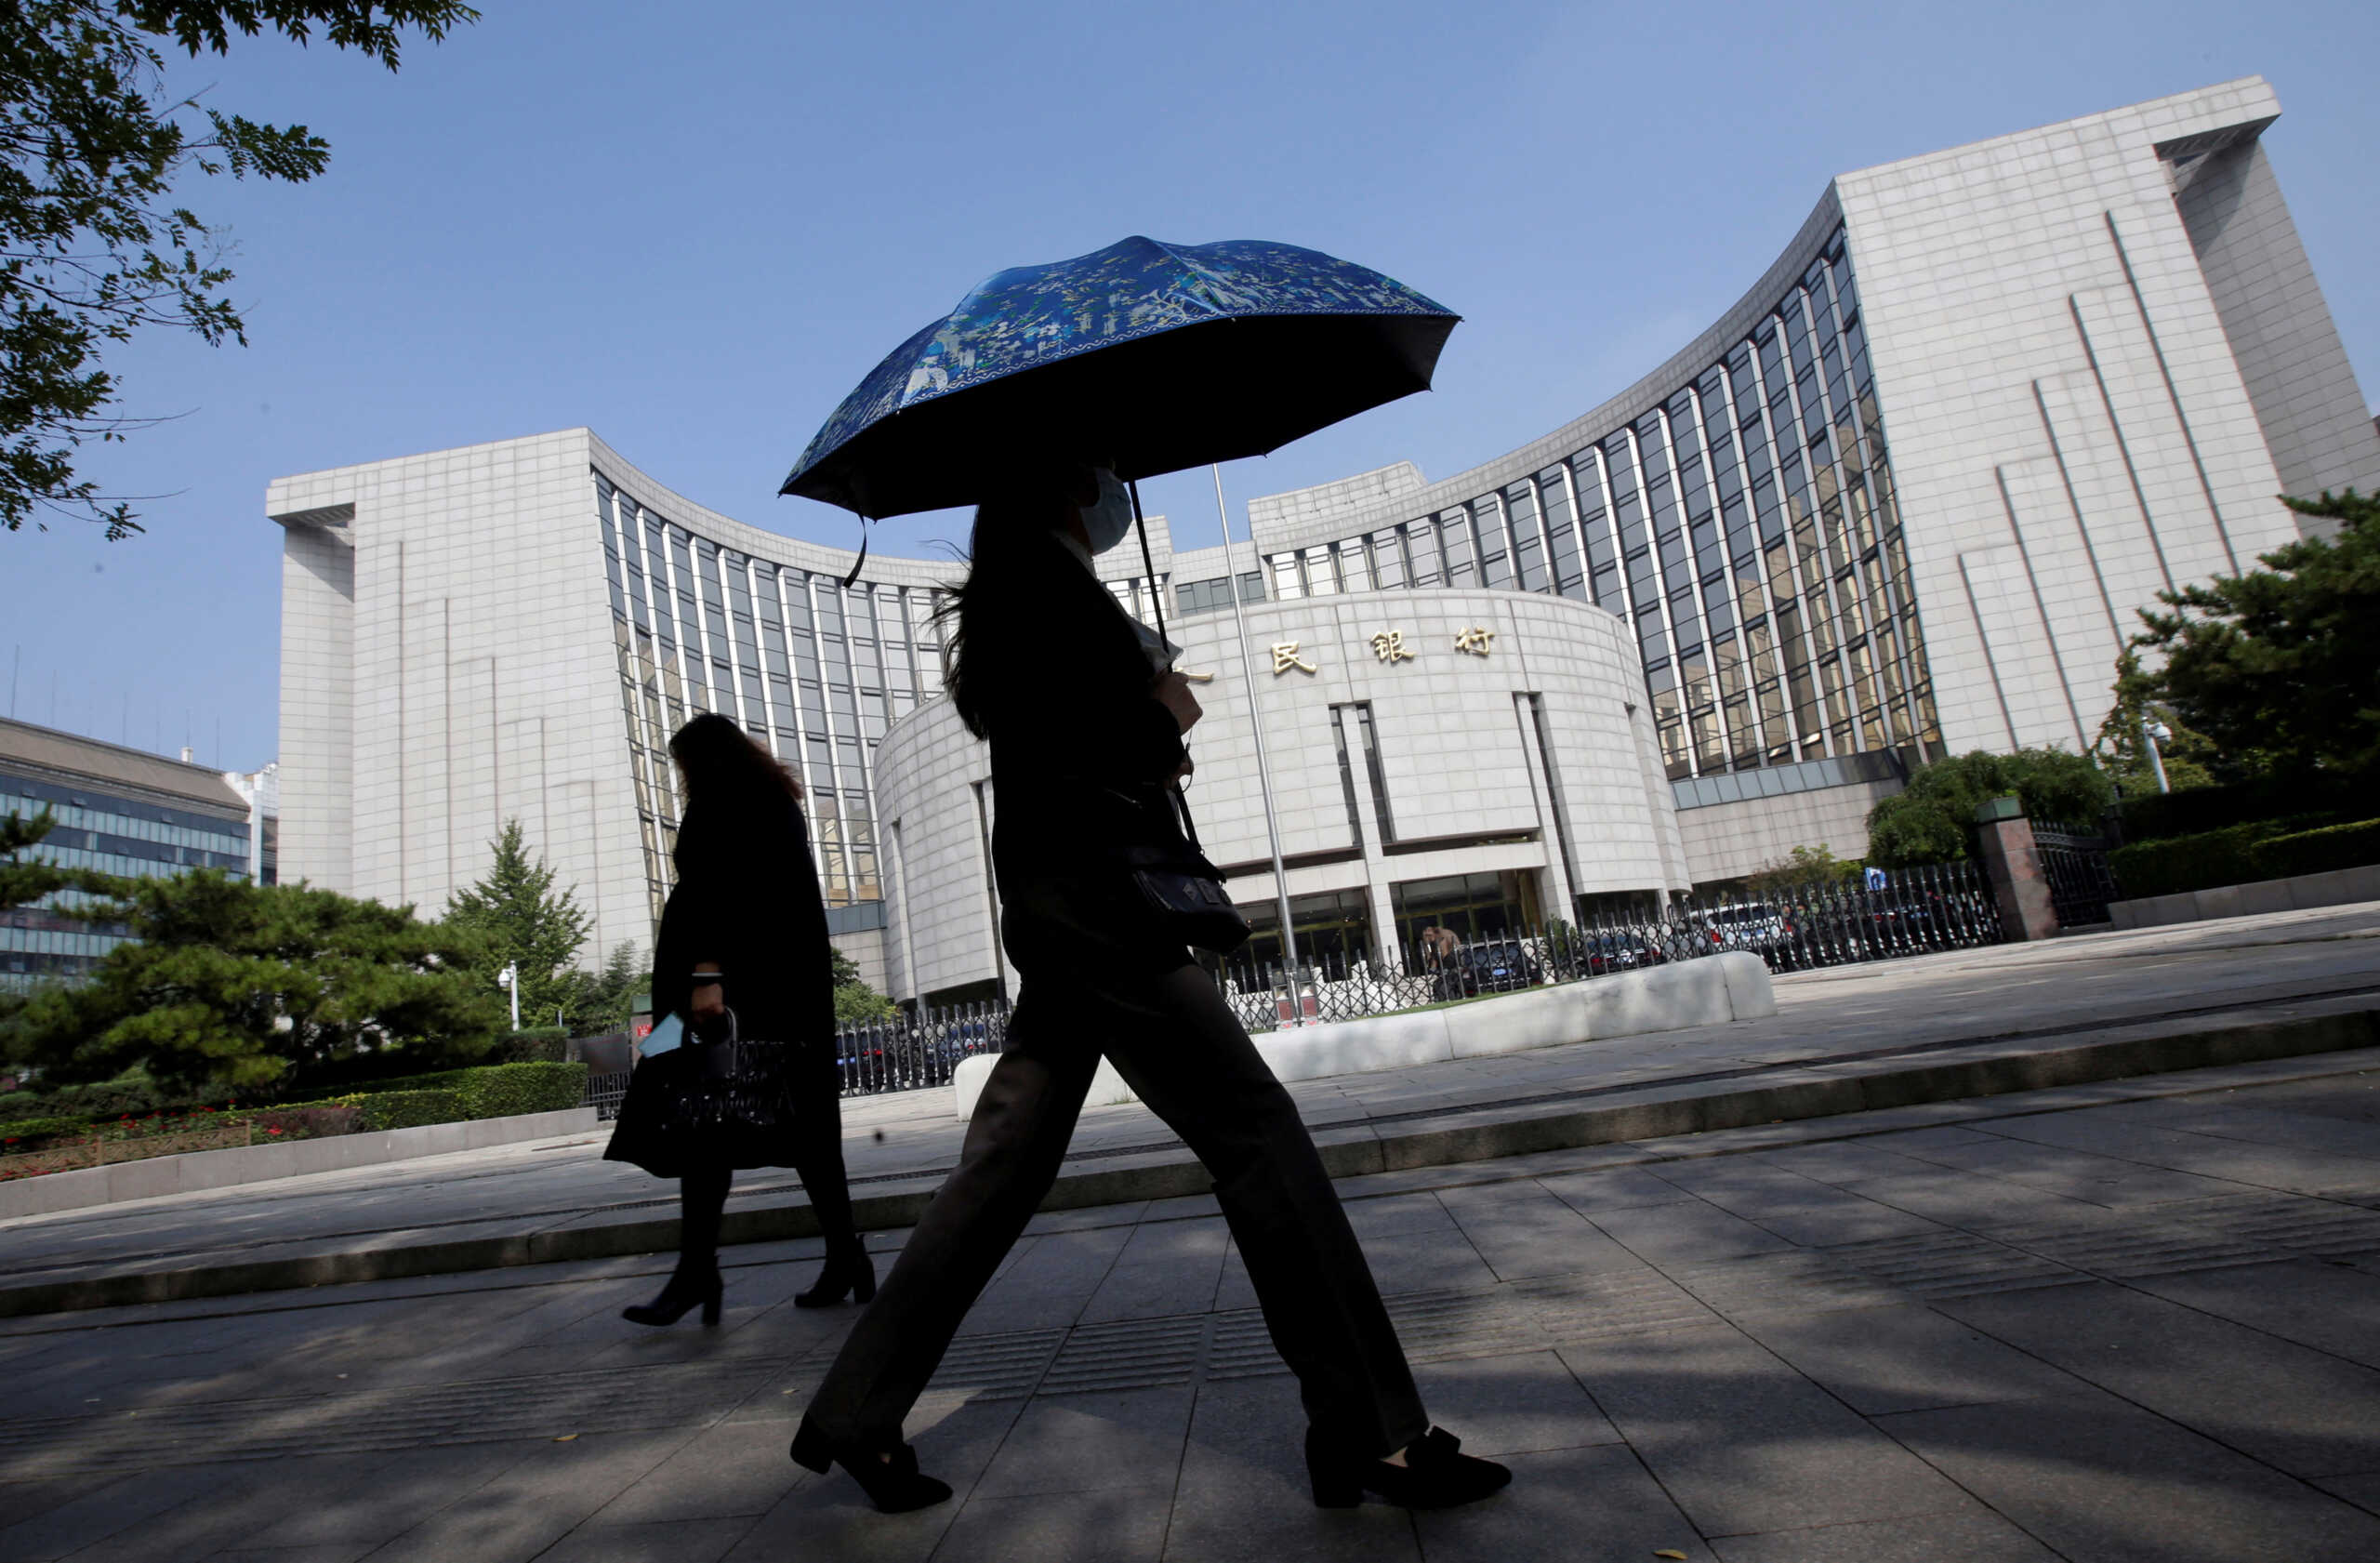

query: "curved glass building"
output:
271 77 2379 993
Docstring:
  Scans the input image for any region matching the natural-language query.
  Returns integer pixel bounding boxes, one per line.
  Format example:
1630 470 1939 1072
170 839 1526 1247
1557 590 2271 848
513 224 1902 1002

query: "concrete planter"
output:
952 952 1777 1119
2108 866 2380 930
0 1106 601 1221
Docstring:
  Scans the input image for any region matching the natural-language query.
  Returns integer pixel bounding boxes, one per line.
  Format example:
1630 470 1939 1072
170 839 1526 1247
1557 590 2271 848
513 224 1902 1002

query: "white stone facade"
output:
874 589 1686 1001
270 81 2377 995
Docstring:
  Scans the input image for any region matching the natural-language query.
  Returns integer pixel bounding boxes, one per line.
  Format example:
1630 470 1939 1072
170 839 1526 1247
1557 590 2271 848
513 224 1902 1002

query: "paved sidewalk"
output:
2 903 2376 1314
3 1051 2380 1560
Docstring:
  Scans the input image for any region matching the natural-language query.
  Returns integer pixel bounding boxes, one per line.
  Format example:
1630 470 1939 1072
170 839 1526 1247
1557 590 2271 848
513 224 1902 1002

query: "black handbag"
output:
1119 785 1250 955
603 1006 803 1178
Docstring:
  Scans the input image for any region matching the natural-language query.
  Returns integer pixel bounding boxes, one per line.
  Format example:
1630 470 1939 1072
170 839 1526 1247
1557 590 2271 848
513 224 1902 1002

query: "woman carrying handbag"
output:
603 713 873 1325
788 465 1510 1515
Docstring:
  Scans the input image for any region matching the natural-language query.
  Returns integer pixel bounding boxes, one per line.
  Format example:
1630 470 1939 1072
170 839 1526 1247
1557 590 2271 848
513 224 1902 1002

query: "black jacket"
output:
971 534 1194 975
650 792 836 1043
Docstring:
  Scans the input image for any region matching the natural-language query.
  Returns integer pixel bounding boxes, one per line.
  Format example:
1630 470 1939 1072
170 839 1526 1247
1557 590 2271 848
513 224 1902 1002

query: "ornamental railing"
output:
2033 818 2123 927
1218 859 2005 1032
832 1001 1010 1097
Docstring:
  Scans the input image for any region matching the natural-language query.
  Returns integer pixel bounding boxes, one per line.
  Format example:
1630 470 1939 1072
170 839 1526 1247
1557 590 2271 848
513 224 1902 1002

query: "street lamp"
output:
2142 719 2174 795
496 961 521 1032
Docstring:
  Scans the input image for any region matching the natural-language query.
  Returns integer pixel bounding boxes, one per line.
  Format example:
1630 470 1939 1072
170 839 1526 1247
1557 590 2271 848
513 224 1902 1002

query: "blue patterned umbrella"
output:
781 235 1459 519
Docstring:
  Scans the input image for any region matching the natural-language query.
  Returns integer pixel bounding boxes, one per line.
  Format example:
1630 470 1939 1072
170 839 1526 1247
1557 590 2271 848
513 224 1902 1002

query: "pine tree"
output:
2091 650 2216 798
7 871 501 1091
831 946 896 1025
554 941 647 1036
444 820 590 1025
2 808 124 911
2124 490 2380 782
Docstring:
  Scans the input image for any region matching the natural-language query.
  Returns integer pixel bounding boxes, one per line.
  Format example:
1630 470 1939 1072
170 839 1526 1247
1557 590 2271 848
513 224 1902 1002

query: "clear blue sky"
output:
5 0 2374 772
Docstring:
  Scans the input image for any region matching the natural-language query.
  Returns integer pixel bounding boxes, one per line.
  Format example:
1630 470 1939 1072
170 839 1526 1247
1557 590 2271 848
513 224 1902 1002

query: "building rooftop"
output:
0 717 249 815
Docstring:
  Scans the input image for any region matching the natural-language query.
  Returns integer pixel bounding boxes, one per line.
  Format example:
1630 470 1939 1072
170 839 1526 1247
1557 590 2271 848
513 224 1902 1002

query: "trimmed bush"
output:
490 1027 571 1065
0 1115 91 1151
341 1089 467 1131
2109 815 2334 899
453 1061 587 1119
2116 774 2363 843
2248 819 2380 882
0 1078 178 1123
249 1106 364 1141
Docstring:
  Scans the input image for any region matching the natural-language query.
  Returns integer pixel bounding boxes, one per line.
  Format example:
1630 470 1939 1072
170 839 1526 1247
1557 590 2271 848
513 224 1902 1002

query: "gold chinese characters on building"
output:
1269 641 1316 675
1453 626 1496 656
1368 629 1413 664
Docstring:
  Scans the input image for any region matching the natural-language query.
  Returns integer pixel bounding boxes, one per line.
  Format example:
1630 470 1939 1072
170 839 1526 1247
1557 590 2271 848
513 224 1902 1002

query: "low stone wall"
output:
0 1106 601 1221
2108 866 2380 931
952 952 1777 1119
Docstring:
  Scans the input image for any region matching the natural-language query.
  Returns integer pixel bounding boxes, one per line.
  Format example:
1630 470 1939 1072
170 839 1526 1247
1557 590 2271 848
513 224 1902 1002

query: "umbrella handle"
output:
1127 478 1170 668
1128 477 1197 811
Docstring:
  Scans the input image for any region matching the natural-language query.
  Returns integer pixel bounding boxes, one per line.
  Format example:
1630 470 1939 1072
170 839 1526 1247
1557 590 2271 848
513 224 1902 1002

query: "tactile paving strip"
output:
1817 1231 2091 1300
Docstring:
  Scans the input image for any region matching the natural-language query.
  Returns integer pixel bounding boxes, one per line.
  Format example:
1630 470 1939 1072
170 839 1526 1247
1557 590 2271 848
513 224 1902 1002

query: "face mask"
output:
1079 468 1135 555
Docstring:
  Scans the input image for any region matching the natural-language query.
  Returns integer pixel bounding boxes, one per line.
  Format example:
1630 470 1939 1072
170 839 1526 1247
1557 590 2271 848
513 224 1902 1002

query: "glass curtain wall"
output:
1 779 249 989
595 477 948 923
1263 226 1944 782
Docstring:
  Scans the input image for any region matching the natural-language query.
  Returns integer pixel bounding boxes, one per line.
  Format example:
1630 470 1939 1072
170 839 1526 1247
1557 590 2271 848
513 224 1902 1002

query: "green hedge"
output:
490 1028 572 1065
454 1062 586 1119
336 1089 466 1131
2109 814 2378 899
2248 819 2380 882
2115 774 2363 842
3 1061 589 1148
2109 817 2322 899
0 1115 92 1151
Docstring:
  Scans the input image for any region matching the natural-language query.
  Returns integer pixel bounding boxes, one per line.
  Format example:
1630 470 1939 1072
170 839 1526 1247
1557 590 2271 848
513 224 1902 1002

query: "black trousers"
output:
803 961 1429 1457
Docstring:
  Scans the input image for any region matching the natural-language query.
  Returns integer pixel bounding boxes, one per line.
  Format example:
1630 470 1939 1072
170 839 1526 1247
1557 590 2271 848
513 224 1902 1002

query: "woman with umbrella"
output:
781 238 1514 1515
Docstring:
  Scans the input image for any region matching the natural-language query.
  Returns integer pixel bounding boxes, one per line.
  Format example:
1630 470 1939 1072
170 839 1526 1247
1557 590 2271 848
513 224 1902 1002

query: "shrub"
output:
490 1027 572 1065
1865 748 2114 867
0 1077 178 1123
2248 819 2380 882
248 1106 364 1141
454 1061 587 1119
2115 774 2361 842
338 1089 468 1131
2108 816 2333 898
0 1114 93 1152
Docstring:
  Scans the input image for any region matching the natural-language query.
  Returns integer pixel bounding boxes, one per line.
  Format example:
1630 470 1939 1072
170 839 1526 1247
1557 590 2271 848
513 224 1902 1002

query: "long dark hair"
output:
936 486 1080 740
668 712 804 813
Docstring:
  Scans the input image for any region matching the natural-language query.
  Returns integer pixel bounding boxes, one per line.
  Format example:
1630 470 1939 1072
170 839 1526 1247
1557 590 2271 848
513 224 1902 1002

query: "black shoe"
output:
794 1244 876 1308
1304 1425 1511 1509
622 1268 722 1328
789 1418 952 1513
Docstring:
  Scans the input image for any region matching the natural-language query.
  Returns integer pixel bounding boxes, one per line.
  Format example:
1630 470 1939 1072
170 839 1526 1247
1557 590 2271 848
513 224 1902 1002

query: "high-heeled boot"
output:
623 1264 723 1327
794 1143 872 1307
1304 1425 1511 1509
795 1241 876 1308
628 1168 730 1326
789 1417 951 1512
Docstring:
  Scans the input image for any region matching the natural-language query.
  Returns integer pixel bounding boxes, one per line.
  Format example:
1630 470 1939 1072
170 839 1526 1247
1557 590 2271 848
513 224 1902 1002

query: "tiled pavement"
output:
5 1060 2380 1559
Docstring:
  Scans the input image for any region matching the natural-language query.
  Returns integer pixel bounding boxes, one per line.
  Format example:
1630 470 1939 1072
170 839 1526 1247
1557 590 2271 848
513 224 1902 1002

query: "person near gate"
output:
602 712 871 1324
788 464 1512 1514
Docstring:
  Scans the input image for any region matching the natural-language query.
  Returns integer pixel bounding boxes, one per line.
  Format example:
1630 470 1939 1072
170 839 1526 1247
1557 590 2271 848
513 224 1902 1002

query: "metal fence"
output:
2034 818 2123 927
1217 858 2007 1032
833 1001 1010 1097
585 1070 629 1120
578 862 2012 1106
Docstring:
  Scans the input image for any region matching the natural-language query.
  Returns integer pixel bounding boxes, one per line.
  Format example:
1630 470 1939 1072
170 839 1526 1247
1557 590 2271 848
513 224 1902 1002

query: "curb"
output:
6 1002 2375 1318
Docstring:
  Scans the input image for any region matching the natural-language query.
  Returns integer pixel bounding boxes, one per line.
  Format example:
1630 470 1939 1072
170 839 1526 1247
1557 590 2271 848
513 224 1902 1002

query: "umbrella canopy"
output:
782 235 1458 519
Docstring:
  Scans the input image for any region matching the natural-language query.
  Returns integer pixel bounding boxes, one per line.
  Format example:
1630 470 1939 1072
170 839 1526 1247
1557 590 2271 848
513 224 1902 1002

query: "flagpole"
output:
1212 465 1301 983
